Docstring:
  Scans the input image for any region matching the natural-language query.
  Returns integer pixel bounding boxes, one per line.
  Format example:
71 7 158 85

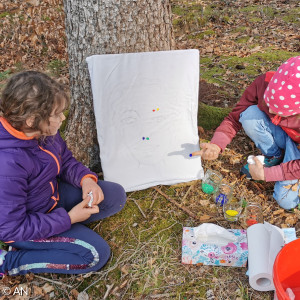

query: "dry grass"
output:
1 0 300 299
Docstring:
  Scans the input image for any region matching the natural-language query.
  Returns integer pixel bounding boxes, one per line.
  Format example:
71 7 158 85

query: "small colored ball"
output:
202 183 214 194
225 210 238 217
246 219 258 226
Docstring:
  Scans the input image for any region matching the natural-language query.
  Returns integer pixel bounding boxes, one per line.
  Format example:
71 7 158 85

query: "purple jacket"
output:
0 117 98 242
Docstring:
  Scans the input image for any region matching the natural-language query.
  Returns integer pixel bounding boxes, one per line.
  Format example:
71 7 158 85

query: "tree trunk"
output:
63 0 175 172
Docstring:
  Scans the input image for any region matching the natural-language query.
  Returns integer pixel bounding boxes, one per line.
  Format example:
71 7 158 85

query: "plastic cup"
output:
244 202 263 227
213 183 233 206
201 169 222 195
223 197 242 222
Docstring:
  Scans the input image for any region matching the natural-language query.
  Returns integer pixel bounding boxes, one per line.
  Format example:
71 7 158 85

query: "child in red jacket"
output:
194 56 300 210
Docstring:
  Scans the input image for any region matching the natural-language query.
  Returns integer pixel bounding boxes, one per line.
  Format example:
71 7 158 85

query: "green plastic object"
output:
202 183 215 194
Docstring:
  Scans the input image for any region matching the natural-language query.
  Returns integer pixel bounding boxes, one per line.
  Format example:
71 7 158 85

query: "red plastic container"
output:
273 239 300 300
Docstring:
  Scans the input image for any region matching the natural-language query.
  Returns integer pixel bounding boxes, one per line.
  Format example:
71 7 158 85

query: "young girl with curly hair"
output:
0 71 126 276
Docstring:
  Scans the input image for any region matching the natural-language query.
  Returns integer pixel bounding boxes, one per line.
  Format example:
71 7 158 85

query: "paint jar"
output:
213 183 233 206
244 202 263 227
223 197 243 222
201 169 222 195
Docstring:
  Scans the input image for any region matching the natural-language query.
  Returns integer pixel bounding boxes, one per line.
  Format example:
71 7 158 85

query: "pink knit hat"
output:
264 56 300 116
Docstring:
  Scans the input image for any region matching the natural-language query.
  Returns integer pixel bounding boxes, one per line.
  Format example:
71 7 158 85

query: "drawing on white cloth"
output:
87 50 204 191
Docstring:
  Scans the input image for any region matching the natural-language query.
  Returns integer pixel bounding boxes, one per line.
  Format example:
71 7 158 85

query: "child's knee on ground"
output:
273 182 299 210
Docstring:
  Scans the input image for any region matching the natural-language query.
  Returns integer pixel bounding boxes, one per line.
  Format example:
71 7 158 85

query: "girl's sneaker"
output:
264 153 284 167
240 164 252 180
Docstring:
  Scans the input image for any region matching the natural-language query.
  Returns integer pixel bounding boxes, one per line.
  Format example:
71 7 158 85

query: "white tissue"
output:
247 155 265 165
193 223 238 246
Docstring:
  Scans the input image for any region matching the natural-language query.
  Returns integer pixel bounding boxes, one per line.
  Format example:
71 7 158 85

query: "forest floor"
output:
0 0 300 299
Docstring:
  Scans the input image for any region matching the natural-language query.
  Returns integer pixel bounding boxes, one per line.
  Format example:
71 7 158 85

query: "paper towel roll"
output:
247 223 284 291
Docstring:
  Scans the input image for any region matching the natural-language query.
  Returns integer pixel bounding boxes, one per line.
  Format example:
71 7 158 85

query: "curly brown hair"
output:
0 71 70 132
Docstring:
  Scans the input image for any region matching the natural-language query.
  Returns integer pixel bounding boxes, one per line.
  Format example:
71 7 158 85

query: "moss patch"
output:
200 50 300 87
282 8 300 24
236 36 250 44
198 102 231 130
249 17 262 23
47 60 67 77
0 12 11 18
188 29 215 40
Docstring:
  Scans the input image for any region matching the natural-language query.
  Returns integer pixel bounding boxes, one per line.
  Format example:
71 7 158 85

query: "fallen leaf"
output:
284 182 298 192
292 183 298 192
285 215 297 226
199 200 210 206
33 285 44 296
200 214 211 221
27 0 40 6
42 283 54 294
273 209 284 215
229 156 241 164
198 126 205 136
147 258 156 268
70 289 79 298
120 280 128 289
284 184 292 189
121 264 130 275
205 46 214 53
77 291 89 300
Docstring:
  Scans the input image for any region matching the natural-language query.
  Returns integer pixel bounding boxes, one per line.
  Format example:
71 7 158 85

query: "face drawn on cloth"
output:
103 77 194 166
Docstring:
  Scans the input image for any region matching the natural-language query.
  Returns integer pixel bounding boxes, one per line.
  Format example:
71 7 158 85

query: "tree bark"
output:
63 0 175 172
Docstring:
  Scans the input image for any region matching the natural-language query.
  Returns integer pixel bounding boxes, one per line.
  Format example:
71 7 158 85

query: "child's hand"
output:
81 177 104 206
192 143 221 160
68 197 99 224
249 157 265 181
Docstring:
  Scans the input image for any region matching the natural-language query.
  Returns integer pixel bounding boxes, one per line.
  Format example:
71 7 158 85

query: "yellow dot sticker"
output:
226 210 238 217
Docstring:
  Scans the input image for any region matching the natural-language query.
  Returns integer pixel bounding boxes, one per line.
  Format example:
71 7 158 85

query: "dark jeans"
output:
1 181 126 276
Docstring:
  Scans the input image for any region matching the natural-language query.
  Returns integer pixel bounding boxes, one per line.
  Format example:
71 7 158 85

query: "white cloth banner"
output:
86 50 203 192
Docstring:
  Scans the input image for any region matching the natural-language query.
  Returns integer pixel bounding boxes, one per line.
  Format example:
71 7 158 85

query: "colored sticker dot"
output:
189 153 192 157
225 210 238 217
153 109 155 112
157 108 159 111
142 137 145 140
146 137 149 140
